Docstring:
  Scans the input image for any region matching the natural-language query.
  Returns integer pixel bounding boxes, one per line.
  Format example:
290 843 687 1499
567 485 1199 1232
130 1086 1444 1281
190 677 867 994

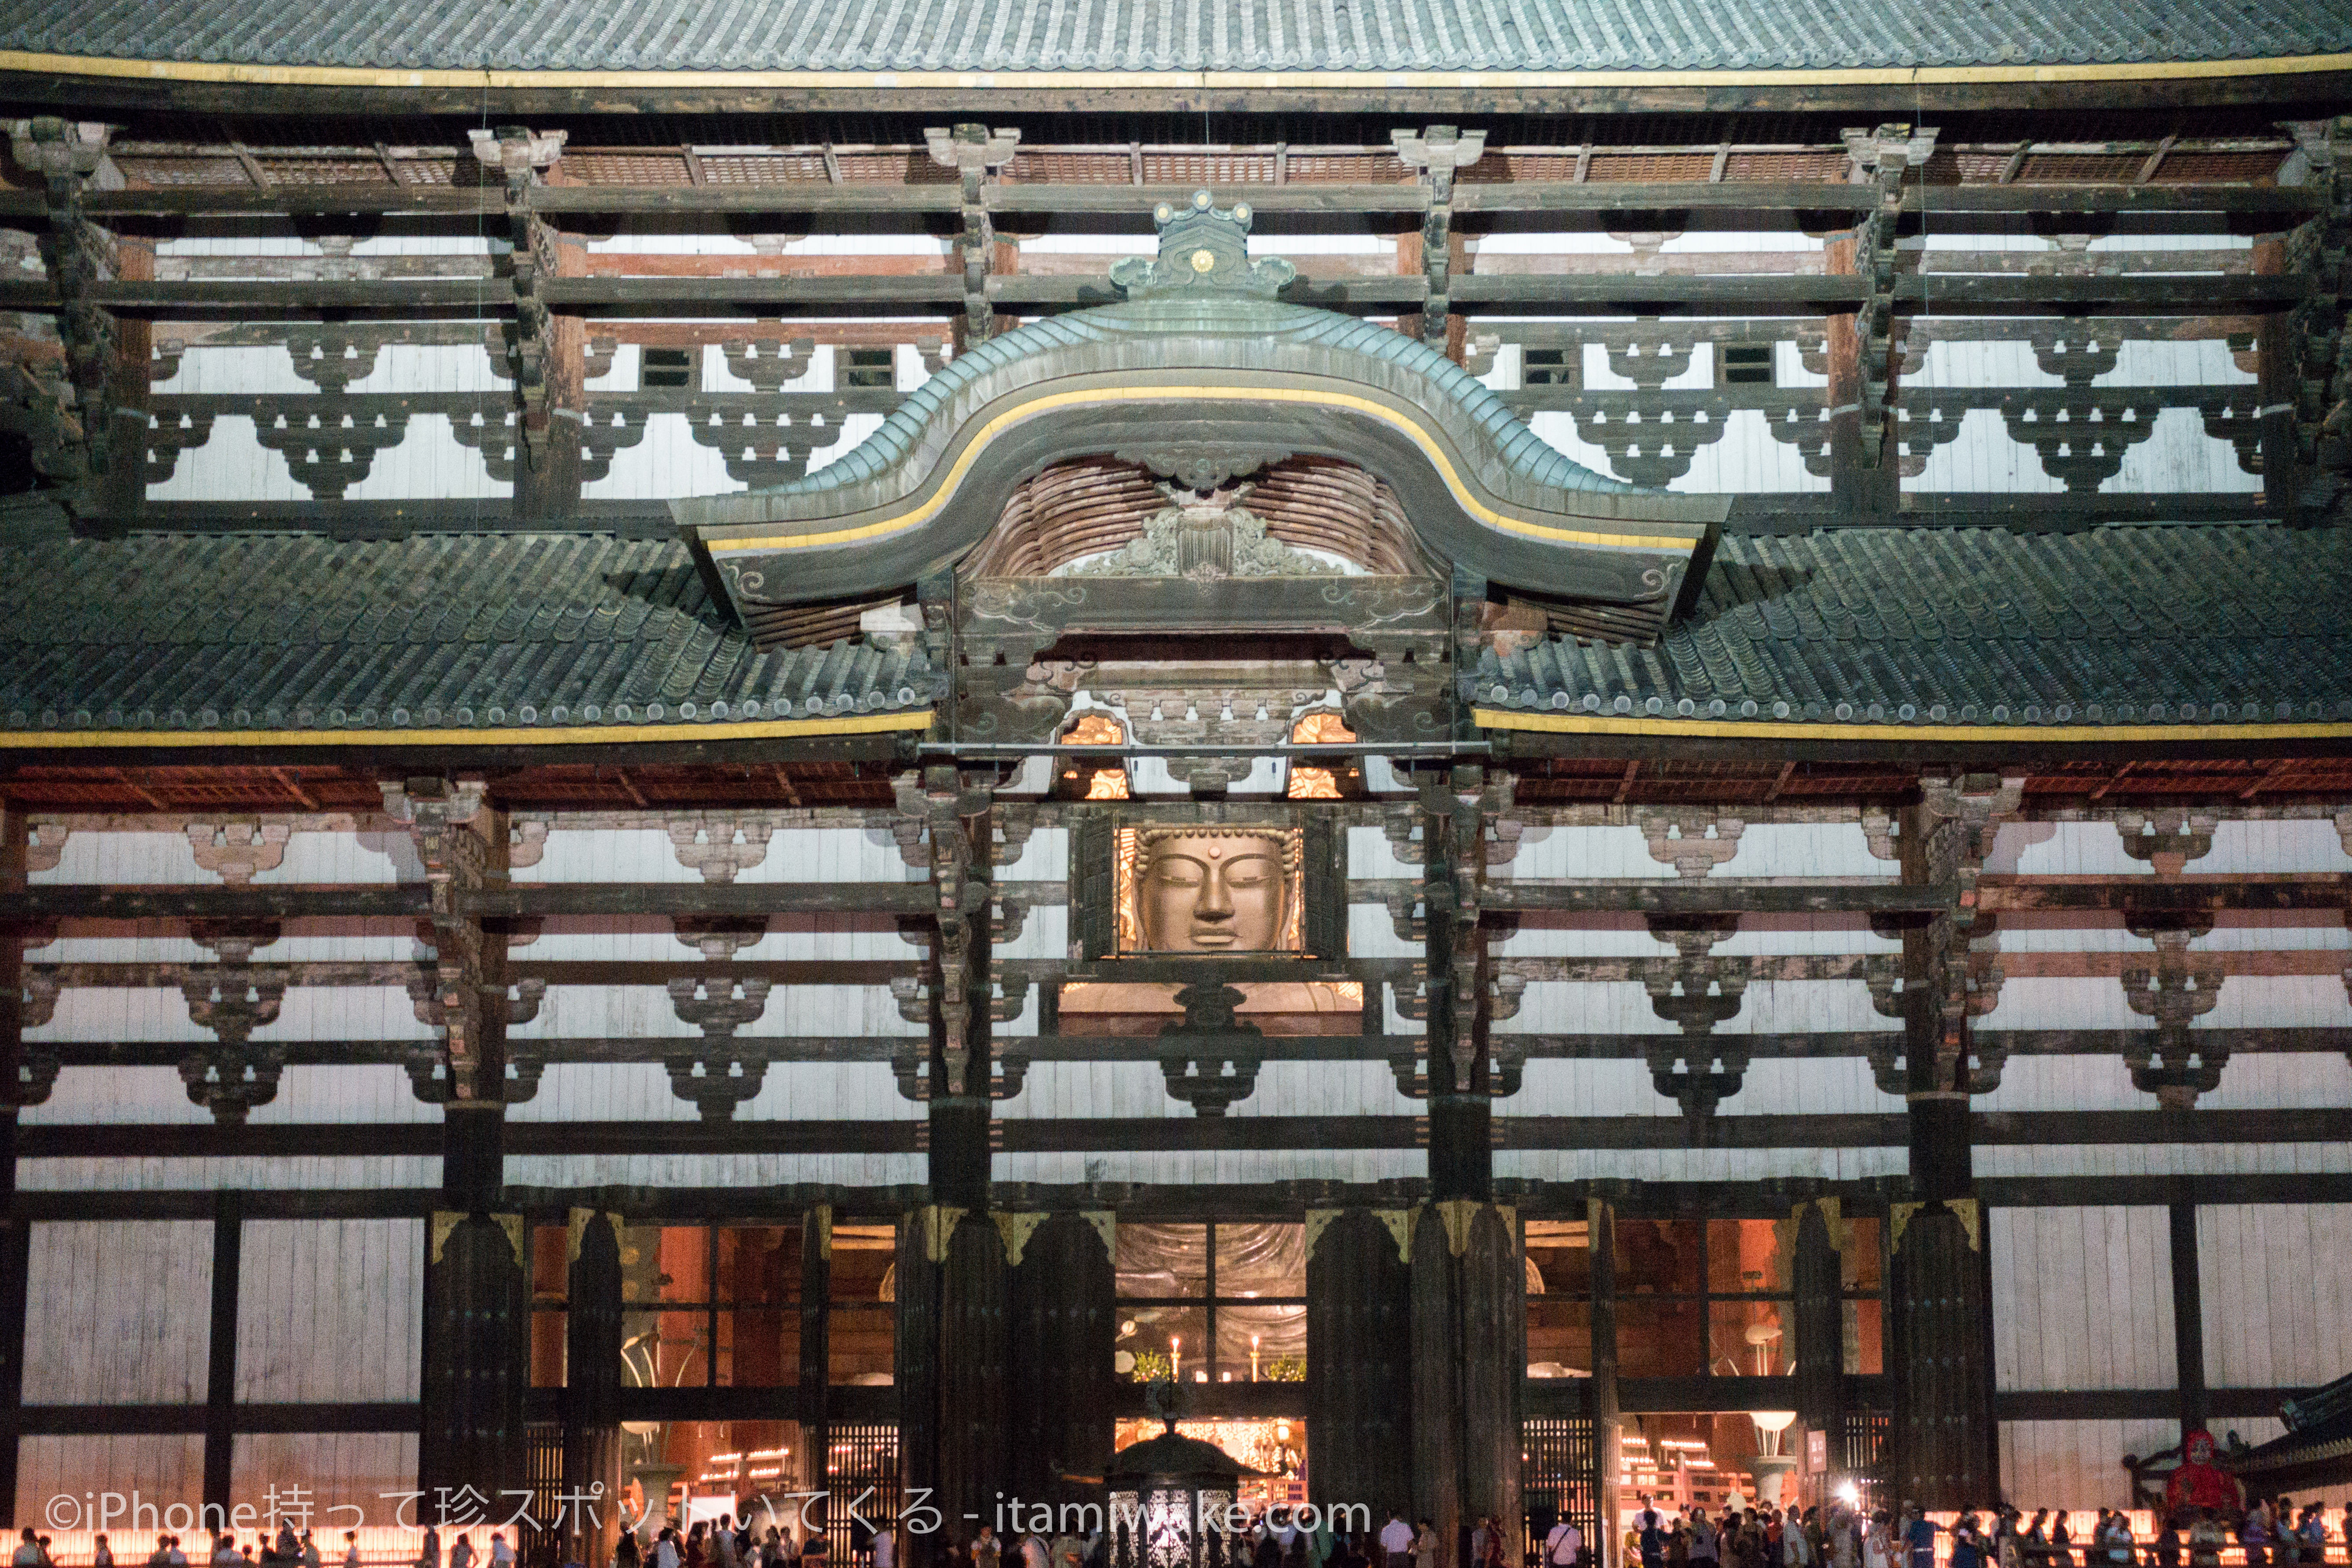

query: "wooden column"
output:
1413 1204 1525 1568
202 1190 243 1515
907 769 996 1213
2168 1201 2207 1437
422 1212 529 1513
1588 1201 1621 1568
1886 1201 1990 1508
801 1207 833 1502
1307 1208 1414 1521
894 1210 943 1568
1790 1200 1846 1509
1008 1212 1114 1509
1422 767 1494 1205
938 1215 1009 1540
98 230 152 519
1885 779 2006 1508
564 1209 624 1568
1823 236 1899 522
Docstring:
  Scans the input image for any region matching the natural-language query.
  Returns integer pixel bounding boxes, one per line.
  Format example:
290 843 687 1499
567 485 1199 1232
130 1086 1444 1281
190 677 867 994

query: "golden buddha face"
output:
1134 830 1292 951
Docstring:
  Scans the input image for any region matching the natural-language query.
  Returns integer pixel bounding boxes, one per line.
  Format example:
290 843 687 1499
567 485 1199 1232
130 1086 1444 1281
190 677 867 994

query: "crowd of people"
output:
1597 1495 2348 1568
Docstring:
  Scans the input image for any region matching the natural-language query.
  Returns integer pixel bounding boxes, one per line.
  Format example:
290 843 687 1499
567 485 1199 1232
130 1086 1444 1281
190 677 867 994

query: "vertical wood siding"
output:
1990 1206 2176 1392
23 1221 212 1404
234 1219 423 1404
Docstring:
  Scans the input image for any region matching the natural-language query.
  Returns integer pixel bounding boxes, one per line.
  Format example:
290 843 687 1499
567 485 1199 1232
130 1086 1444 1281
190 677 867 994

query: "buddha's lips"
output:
1190 928 1238 946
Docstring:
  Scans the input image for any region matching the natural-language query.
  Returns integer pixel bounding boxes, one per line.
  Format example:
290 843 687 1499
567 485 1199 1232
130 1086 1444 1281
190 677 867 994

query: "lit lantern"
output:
1108 1414 1262 1568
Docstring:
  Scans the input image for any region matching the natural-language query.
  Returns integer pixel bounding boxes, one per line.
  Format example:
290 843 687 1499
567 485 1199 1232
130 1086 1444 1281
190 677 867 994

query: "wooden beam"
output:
0 270 2301 320
25 180 2313 224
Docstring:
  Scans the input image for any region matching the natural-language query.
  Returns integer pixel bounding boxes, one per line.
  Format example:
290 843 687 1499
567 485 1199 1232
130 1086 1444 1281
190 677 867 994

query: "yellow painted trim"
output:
705 383 1702 557
4 49 2352 89
0 710 933 749
1472 706 2352 743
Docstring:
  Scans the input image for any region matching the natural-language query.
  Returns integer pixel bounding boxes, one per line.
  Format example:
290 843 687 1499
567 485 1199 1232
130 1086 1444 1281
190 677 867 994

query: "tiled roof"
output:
0 533 942 735
1473 526 2352 728
4 0 2345 73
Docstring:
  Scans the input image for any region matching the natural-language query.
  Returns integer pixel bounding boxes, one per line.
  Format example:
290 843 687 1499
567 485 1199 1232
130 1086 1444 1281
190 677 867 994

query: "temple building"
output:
1 1 2351 1559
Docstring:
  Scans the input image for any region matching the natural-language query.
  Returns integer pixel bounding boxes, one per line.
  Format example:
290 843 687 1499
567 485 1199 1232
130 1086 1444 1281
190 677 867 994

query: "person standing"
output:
972 1527 999 1568
1542 1516 1582 1568
421 1530 443 1568
871 1531 893 1568
1902 1508 1937 1568
1412 1521 1437 1568
343 1535 361 1568
449 1536 475 1568
1690 1512 1721 1568
1381 1514 1415 1568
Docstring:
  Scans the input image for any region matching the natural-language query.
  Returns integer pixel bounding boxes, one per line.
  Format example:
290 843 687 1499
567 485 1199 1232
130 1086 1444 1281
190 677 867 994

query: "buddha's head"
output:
1133 829 1293 951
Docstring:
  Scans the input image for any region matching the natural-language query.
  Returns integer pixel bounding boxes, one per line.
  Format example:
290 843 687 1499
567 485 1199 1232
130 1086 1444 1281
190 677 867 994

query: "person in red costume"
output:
2165 1430 2246 1518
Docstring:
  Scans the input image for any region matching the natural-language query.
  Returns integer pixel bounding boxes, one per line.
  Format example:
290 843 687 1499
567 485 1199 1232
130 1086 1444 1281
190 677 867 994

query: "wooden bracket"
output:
469 127 566 466
1394 127 1485 352
927 124 1020 345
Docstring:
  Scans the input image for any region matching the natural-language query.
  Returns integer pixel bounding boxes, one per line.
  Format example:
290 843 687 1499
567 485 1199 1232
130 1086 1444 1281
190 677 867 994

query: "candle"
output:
1251 1335 1261 1381
1171 1335 1181 1383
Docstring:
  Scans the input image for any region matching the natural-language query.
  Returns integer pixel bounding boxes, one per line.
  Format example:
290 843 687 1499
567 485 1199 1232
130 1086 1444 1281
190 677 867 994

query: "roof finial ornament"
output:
1110 189 1297 299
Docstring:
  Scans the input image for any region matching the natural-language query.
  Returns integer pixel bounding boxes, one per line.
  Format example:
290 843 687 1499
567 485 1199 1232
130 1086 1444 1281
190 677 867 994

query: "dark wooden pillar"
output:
1790 1200 1846 1508
1884 783 2001 1507
1307 1208 1414 1522
938 1215 1009 1539
1008 1212 1114 1508
1886 1201 1991 1507
203 1190 242 1516
1422 769 1493 1206
1410 1209 1464 1555
1413 1204 1525 1568
894 1211 943 1568
801 1207 833 1499
2169 1201 2207 1437
421 1213 529 1514
564 1209 624 1568
1589 1201 1621 1568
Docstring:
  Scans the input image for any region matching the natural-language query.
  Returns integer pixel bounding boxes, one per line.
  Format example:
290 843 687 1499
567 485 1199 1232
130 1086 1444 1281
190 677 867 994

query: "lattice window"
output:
1919 149 2011 185
114 157 253 187
1284 152 1412 182
1723 151 1849 182
1720 344 1774 386
2017 153 2147 183
642 347 696 389
254 158 392 186
1140 151 1279 184
825 1423 902 1559
1842 1410 1890 1510
1585 153 1715 182
391 158 466 186
2153 151 2284 183
841 348 897 389
1008 150 1135 183
515 1422 564 1566
566 151 695 185
700 153 832 184
833 150 956 183
1523 1416 1601 1566
1522 348 1577 387
1461 153 1579 182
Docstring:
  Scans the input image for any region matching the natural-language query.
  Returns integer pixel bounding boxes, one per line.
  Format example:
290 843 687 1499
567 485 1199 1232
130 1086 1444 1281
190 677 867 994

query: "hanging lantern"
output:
1107 1403 1263 1568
